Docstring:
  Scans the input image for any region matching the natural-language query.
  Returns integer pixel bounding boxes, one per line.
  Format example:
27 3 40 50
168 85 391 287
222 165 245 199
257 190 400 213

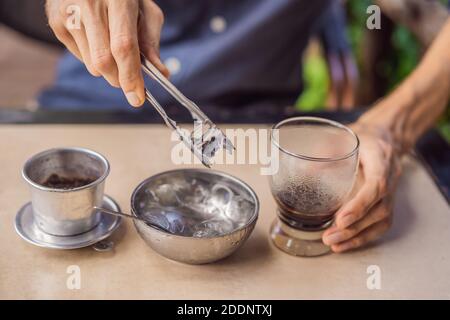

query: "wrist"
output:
354 112 404 155
357 79 420 154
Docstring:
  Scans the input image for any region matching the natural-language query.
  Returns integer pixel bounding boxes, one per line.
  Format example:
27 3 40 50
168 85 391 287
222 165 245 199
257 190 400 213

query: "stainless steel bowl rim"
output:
271 116 360 162
22 147 110 193
130 168 259 239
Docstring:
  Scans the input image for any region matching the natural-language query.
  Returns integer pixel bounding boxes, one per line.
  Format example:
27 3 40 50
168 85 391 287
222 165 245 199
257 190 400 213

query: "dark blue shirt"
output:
39 0 330 110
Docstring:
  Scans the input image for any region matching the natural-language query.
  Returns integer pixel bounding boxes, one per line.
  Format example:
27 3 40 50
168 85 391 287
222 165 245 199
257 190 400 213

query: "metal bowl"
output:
131 169 259 264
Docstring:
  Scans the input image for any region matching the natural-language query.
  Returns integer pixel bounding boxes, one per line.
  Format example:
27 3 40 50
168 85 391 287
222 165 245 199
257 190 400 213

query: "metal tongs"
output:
141 54 234 167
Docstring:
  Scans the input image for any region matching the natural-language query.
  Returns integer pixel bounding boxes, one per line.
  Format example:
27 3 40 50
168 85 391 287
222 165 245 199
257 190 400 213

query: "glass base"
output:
270 218 331 257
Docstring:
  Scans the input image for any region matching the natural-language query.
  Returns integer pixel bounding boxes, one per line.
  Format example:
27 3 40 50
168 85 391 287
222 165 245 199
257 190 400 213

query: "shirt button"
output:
210 16 227 33
164 57 181 75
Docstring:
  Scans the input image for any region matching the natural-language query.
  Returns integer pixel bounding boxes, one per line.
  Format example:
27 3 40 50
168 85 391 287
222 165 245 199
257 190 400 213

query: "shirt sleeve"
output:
316 0 351 55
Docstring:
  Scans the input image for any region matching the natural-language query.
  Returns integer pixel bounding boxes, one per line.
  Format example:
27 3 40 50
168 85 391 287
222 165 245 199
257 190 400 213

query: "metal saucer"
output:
15 195 122 250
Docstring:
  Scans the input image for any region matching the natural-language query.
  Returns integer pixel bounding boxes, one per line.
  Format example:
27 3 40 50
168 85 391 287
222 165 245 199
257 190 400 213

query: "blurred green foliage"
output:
387 27 420 88
296 53 329 111
297 0 450 142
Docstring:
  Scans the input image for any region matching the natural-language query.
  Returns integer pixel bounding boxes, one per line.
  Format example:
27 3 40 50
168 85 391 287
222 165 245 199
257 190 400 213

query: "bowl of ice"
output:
131 169 259 264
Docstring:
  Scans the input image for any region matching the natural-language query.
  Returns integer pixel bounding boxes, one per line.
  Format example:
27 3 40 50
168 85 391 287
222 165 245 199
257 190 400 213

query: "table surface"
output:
1 108 448 200
0 124 449 299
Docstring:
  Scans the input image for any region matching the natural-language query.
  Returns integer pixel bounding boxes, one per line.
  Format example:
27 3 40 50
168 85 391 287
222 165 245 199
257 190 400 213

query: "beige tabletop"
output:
0 124 449 300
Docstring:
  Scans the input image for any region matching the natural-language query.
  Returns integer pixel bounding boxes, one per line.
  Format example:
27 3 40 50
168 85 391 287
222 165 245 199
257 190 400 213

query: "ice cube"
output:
142 210 171 231
192 183 209 204
154 184 180 207
193 228 221 238
225 195 255 222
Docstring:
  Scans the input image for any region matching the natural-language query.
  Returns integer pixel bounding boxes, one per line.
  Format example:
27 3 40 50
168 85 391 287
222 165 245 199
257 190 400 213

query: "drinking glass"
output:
269 117 359 256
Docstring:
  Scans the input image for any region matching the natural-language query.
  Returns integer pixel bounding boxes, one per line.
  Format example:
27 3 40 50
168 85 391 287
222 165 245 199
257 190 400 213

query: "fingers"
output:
83 2 120 87
323 199 391 246
321 130 401 253
54 28 83 61
334 144 390 229
47 4 83 61
139 0 170 78
47 0 165 107
69 24 102 77
334 176 385 229
109 0 145 107
330 218 392 253
48 1 101 77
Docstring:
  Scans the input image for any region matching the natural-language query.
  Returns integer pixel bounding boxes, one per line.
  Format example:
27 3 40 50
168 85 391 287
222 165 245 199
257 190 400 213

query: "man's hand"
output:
323 123 402 253
46 0 169 107
322 20 450 252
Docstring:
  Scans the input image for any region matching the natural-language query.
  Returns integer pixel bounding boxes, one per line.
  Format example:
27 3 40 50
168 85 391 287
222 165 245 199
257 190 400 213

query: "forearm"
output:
358 19 450 153
375 0 449 47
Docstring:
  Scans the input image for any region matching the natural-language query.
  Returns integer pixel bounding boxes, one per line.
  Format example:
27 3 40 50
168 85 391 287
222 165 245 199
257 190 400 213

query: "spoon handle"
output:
93 206 171 233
